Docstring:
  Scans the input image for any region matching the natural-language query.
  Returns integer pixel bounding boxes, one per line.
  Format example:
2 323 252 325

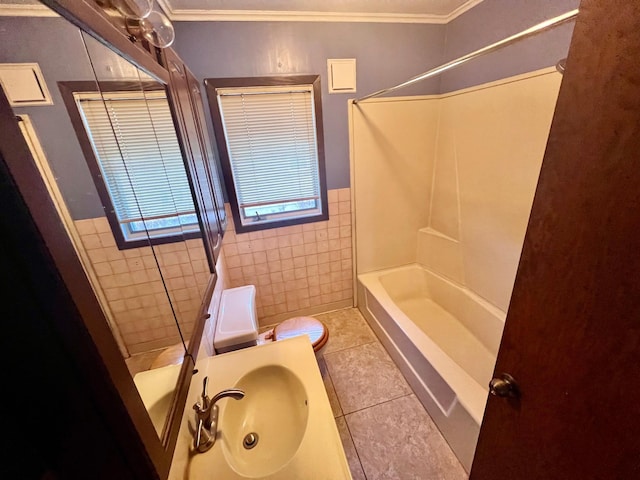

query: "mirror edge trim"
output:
162 273 217 455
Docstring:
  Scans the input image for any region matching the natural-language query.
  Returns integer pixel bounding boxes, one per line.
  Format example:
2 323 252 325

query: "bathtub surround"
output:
350 97 440 273
352 69 561 310
350 69 562 469
423 70 561 310
75 216 210 354
223 188 354 326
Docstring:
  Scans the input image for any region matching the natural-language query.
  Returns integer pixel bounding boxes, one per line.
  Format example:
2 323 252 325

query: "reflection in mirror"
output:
186 69 228 235
164 50 223 265
76 31 212 436
0 11 208 439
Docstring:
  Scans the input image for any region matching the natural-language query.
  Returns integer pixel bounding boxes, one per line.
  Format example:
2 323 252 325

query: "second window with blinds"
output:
205 75 328 233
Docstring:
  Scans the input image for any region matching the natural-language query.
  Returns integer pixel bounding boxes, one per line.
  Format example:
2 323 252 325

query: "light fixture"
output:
125 7 175 49
110 0 153 19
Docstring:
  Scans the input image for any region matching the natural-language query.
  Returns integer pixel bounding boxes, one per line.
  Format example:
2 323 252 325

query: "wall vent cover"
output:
0 63 53 106
327 58 356 94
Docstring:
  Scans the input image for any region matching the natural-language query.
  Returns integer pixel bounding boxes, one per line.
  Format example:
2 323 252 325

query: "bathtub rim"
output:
359 263 499 424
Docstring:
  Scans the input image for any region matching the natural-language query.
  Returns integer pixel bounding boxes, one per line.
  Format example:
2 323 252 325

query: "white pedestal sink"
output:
169 336 352 479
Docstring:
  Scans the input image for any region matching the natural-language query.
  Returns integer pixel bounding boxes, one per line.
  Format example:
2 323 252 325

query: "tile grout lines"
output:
342 413 368 480
342 392 414 418
326 362 368 480
323 338 378 357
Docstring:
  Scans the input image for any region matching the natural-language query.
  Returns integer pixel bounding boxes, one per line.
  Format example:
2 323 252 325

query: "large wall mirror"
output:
0 4 214 447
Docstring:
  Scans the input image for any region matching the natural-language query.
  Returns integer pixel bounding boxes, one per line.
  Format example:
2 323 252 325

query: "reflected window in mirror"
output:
59 82 201 249
1 9 217 468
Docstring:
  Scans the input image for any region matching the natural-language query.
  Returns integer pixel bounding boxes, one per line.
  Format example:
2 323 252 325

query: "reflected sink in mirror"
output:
134 364 182 434
221 365 309 477
170 336 351 479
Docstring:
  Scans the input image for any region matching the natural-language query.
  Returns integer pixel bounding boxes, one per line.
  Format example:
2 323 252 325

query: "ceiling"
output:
0 0 485 23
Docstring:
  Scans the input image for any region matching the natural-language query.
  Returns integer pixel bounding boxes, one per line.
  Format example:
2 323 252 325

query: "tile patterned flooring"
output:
315 308 468 480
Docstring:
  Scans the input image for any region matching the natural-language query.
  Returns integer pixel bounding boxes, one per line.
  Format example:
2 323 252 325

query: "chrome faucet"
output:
193 376 245 453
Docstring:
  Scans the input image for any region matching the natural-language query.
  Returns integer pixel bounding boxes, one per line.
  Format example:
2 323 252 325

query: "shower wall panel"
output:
350 98 439 274
351 68 562 312
426 70 562 311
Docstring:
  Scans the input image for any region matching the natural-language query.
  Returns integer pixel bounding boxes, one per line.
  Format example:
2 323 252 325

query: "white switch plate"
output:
327 59 356 93
0 63 53 106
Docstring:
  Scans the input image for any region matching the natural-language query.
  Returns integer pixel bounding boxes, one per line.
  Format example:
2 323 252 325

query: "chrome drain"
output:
243 432 259 449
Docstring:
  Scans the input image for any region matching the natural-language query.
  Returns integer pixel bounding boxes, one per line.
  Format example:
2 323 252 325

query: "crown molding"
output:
0 4 59 17
0 0 483 22
158 7 449 24
446 0 484 21
156 0 484 24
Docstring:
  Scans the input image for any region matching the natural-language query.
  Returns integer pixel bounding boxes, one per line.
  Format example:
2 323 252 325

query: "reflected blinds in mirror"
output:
74 90 197 237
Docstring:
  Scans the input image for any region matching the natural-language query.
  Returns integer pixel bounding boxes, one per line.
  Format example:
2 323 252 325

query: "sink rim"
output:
175 336 352 480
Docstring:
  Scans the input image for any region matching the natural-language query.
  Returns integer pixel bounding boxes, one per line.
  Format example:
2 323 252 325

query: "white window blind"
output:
75 91 197 237
217 85 322 224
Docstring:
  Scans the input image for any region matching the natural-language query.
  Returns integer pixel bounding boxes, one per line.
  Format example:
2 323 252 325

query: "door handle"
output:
489 373 520 398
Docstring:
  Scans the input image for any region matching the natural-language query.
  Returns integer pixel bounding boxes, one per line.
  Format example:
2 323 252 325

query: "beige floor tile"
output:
335 416 366 480
150 342 186 369
125 343 186 376
318 356 343 417
125 350 159 376
316 308 377 354
325 342 411 414
346 395 467 480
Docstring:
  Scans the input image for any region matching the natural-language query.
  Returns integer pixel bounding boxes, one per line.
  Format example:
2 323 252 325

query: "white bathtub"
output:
357 264 505 471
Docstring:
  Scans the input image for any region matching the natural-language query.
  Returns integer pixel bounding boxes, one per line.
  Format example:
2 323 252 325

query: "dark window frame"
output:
59 80 202 250
204 75 329 234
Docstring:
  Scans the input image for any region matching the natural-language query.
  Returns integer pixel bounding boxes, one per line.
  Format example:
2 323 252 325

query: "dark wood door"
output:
471 1 640 478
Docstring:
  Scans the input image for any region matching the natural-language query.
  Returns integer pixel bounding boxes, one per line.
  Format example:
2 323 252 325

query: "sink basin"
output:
221 365 309 477
169 336 352 479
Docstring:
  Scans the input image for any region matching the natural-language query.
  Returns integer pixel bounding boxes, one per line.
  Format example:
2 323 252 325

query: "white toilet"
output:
214 285 329 360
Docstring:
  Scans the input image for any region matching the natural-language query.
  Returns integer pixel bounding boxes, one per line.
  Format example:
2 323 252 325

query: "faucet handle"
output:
201 376 210 409
202 376 209 398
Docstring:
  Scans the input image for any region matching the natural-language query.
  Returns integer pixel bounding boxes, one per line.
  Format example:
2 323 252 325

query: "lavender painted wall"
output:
0 17 105 219
172 21 445 189
1 2 582 202
440 0 581 93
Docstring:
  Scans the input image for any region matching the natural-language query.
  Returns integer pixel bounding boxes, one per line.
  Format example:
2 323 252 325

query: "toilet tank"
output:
214 285 259 354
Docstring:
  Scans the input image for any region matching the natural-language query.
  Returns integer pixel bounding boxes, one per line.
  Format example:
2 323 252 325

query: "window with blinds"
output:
208 76 328 233
74 90 198 245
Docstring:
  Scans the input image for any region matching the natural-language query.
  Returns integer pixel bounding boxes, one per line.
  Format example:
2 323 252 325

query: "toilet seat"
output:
273 316 329 353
